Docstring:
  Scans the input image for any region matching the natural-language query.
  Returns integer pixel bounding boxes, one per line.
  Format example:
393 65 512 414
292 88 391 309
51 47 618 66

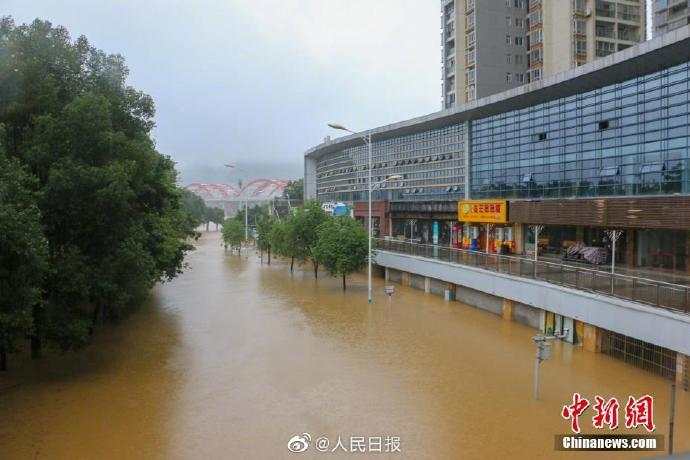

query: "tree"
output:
312 217 368 290
0 18 197 355
269 219 297 271
181 189 208 228
290 200 330 278
283 178 304 202
255 214 276 264
0 139 48 370
221 219 245 253
209 207 225 231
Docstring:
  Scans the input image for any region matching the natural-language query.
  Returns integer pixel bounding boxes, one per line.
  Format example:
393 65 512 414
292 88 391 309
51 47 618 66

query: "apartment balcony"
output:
595 25 616 39
465 0 474 13
595 0 616 19
618 26 640 42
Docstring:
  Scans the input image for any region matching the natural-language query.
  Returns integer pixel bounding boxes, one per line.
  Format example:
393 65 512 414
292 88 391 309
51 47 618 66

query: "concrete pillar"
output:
686 231 690 275
676 353 688 387
384 267 390 282
502 298 514 321
444 283 456 301
401 272 410 287
583 324 602 353
424 277 431 293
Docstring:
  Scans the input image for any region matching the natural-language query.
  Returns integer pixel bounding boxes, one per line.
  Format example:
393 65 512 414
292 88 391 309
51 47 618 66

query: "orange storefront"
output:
457 199 515 254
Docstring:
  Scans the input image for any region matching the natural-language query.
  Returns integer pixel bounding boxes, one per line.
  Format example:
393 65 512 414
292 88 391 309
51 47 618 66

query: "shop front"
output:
390 201 458 246
457 199 515 254
509 196 690 276
353 201 390 238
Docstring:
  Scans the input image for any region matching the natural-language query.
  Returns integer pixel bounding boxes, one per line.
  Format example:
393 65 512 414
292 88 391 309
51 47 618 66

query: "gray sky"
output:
5 0 441 183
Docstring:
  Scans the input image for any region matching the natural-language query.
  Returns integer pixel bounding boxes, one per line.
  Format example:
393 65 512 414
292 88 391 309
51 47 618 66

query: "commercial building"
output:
653 0 690 36
305 27 690 380
441 0 646 108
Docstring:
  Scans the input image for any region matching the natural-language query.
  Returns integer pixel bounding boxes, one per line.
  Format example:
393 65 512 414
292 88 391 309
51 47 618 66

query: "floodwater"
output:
1 232 688 459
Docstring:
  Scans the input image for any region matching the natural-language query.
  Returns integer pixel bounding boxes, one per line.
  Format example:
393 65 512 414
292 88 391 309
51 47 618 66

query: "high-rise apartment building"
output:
442 0 529 109
653 0 690 36
442 0 646 109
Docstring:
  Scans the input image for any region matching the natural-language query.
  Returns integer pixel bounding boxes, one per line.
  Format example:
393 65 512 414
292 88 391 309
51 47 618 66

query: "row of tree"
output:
0 18 198 370
181 189 225 231
222 201 368 290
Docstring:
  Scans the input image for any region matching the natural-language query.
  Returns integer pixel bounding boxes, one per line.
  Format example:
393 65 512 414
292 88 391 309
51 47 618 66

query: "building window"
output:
506 53 512 64
506 16 512 27
506 34 511 44
514 36 524 46
506 72 512 83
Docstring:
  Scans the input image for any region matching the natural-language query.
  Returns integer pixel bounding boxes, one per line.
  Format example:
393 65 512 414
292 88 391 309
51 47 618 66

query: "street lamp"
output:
532 329 568 400
328 122 401 303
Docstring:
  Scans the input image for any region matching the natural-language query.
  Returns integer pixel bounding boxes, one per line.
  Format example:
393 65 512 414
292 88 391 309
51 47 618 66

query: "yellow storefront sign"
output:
458 199 508 223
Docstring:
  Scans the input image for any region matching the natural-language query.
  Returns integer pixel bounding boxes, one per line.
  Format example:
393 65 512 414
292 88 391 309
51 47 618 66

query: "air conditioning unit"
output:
585 8 592 17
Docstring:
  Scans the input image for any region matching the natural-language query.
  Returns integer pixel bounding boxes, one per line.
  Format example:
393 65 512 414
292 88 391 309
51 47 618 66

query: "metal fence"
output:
374 238 690 315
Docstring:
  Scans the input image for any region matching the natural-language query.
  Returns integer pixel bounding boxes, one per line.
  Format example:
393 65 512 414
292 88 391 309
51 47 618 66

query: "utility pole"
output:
668 380 676 455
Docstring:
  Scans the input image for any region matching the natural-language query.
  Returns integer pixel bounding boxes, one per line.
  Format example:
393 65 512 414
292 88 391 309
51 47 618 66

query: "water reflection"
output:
0 232 687 459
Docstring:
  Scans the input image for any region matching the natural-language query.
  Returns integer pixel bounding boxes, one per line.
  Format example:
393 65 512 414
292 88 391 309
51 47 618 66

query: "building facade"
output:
653 0 690 36
442 0 646 108
306 26 690 277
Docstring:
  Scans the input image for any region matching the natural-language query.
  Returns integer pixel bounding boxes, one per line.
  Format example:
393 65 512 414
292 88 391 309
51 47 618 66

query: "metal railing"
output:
375 239 690 315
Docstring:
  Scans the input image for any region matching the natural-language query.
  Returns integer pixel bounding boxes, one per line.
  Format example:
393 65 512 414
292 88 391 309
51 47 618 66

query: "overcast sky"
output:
5 0 441 182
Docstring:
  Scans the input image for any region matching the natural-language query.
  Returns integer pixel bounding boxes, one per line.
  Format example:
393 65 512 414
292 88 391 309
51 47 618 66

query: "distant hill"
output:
178 161 302 186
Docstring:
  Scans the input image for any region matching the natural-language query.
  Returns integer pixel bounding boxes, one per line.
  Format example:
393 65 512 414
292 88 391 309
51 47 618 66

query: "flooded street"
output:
1 231 689 459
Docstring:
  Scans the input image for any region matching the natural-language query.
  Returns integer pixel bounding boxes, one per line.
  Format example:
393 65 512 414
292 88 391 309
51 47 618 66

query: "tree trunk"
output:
206 222 209 232
30 335 42 360
0 346 7 371
290 257 294 273
30 304 42 359
313 261 318 279
342 275 346 290
268 247 271 265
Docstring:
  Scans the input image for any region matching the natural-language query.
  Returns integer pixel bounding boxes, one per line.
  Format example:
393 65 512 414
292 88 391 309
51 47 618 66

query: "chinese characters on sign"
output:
458 200 508 223
561 393 655 434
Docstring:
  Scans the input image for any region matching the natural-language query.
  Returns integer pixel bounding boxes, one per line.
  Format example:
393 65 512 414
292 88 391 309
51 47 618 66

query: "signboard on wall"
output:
458 200 508 223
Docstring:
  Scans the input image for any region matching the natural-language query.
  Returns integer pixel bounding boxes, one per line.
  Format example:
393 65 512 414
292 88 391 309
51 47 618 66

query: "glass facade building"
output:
315 124 466 203
471 61 690 199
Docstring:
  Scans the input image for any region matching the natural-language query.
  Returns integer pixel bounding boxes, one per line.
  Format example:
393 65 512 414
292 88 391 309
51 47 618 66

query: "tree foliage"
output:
221 219 245 252
282 178 304 202
312 217 368 290
0 137 48 369
0 17 197 359
289 200 329 277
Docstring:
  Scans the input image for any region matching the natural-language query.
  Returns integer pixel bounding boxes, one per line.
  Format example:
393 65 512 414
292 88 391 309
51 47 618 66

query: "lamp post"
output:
328 123 401 303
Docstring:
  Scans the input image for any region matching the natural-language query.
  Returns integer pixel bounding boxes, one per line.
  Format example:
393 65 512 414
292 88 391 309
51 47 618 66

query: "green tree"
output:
0 18 197 354
181 189 209 229
269 219 298 271
221 219 245 253
0 141 48 370
209 207 225 231
255 214 276 264
283 178 304 202
312 217 368 290
290 200 330 278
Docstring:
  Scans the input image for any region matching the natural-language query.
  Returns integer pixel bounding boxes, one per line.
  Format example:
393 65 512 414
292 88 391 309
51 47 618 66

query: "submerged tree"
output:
312 217 367 290
0 139 48 370
255 214 276 264
0 17 197 355
290 200 330 278
221 219 245 253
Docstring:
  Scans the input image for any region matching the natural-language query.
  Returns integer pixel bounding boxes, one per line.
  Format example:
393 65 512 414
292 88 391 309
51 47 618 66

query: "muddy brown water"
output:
1 232 688 459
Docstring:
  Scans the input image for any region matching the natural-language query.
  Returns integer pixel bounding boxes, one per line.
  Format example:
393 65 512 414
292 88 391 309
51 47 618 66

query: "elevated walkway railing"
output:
374 238 690 315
